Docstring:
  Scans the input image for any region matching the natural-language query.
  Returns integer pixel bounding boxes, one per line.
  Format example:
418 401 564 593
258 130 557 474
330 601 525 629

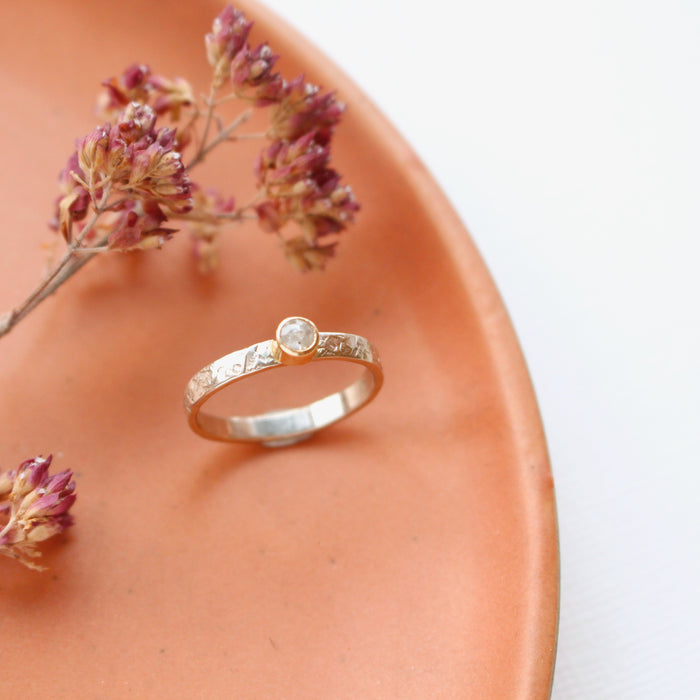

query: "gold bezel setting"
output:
275 316 319 365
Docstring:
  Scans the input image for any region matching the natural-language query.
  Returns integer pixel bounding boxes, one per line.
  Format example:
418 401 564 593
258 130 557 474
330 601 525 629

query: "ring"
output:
184 317 383 447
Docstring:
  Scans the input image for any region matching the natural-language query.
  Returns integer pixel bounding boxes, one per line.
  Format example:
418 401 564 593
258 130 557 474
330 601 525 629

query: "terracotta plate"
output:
0 1 558 697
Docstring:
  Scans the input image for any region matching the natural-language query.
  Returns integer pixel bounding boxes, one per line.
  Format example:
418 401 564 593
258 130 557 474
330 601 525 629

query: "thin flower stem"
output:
0 188 112 338
187 109 253 169
171 208 255 224
231 131 267 140
172 199 260 225
101 196 131 212
212 92 241 107
199 85 218 156
72 246 112 253
215 212 257 221
178 103 202 139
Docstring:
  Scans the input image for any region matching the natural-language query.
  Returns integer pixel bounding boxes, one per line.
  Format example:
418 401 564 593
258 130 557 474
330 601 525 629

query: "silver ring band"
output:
184 317 383 447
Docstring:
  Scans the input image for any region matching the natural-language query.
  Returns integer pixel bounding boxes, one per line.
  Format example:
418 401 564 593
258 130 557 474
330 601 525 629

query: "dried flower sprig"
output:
0 455 76 571
0 4 358 340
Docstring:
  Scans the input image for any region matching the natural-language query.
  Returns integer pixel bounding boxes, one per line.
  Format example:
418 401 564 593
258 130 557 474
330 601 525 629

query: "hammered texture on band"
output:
184 333 380 410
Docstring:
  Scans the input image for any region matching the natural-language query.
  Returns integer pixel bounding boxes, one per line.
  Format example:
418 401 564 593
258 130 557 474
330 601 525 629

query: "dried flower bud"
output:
270 77 345 144
0 470 13 500
256 131 328 186
127 130 192 207
108 199 175 250
10 456 52 501
187 186 236 272
54 102 193 247
149 75 195 121
0 455 76 571
105 106 193 215
283 236 337 272
205 5 253 89
254 131 358 249
99 64 194 127
22 473 76 520
77 125 110 182
254 199 285 233
100 63 152 113
51 152 92 240
26 515 72 544
114 102 158 144
231 43 285 106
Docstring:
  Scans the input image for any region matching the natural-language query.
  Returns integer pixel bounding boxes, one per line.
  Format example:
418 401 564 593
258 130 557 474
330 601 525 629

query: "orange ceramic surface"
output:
0 1 558 697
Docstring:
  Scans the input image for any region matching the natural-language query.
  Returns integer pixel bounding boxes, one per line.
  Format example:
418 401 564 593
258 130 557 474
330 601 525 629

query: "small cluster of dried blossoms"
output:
0 4 357 340
0 456 76 570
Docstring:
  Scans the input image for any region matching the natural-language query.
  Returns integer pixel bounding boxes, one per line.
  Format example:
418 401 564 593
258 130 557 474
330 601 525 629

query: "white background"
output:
262 1 700 697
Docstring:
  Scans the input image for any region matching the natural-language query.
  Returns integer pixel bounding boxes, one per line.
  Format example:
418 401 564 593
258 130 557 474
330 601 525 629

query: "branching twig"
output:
0 3 358 341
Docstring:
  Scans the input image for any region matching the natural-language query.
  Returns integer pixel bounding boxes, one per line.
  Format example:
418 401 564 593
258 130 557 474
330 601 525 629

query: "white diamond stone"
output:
278 318 316 353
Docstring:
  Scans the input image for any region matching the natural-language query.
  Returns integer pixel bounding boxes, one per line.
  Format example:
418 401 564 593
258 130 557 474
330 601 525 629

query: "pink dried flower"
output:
0 470 13 500
76 125 110 183
254 131 359 260
109 101 157 148
9 456 51 500
99 64 194 125
149 75 195 122
108 199 176 249
5 4 364 348
205 5 253 88
230 43 285 106
125 128 192 209
269 77 345 144
58 7 351 264
282 236 337 272
52 152 92 240
0 455 76 571
54 103 193 249
100 63 152 112
188 186 236 272
254 131 328 184
106 105 192 214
